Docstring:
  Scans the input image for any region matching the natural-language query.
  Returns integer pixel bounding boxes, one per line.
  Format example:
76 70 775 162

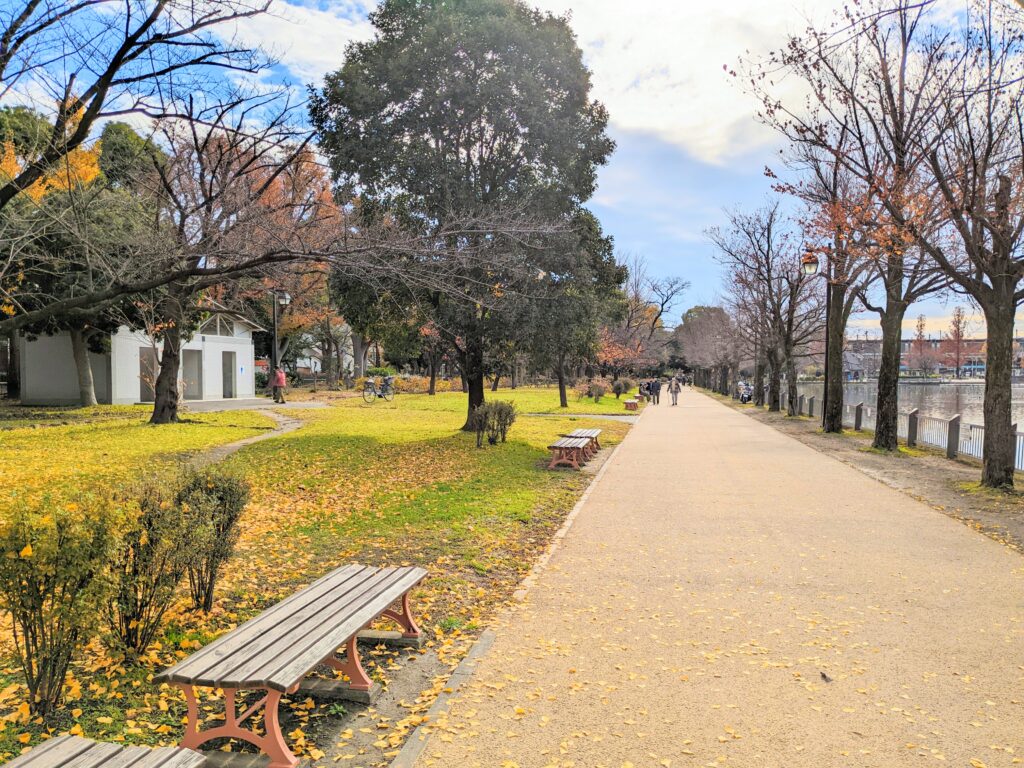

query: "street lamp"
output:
270 290 292 374
802 249 831 427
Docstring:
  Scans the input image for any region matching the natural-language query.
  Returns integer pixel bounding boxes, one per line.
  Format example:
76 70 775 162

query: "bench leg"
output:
178 684 299 768
381 591 422 638
325 635 374 691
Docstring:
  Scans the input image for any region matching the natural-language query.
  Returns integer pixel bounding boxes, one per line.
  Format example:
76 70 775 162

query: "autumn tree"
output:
310 0 613 429
908 314 940 375
675 306 741 395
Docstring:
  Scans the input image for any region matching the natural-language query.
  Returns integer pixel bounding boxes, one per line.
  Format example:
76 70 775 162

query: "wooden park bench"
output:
563 428 602 459
155 564 426 768
4 735 205 768
624 398 638 411
548 436 591 470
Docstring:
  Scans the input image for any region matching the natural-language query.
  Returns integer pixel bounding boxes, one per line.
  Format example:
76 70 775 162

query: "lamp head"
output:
801 252 820 277
278 291 292 306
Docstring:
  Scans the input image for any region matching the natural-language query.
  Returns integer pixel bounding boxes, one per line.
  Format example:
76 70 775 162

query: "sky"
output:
227 0 988 337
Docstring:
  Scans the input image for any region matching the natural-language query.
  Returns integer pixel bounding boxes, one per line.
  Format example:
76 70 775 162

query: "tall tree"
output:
944 306 969 380
310 0 613 429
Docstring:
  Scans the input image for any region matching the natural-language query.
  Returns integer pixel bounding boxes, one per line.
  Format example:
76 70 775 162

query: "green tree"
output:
310 0 613 428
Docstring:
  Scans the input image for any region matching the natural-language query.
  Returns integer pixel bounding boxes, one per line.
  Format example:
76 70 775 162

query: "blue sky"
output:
227 0 986 337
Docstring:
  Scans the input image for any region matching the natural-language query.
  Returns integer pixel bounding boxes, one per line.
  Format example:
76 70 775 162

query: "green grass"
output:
0 409 276 515
0 389 632 760
0 403 151 430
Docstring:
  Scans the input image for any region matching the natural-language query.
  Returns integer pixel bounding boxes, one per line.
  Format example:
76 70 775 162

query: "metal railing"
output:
959 423 984 461
918 415 950 451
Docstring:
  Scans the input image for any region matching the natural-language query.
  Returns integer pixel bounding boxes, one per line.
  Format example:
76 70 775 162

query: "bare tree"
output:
0 0 273 212
709 203 825 414
944 305 969 379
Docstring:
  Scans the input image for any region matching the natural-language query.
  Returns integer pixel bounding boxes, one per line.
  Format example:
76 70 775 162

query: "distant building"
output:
18 310 261 405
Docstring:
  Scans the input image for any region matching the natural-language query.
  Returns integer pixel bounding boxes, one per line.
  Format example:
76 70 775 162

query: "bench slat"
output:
156 564 373 682
5 737 204 768
157 565 425 692
211 568 410 688
549 437 589 449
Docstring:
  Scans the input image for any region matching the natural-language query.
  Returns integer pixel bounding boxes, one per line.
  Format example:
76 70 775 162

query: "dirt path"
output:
408 389 1024 768
192 409 306 466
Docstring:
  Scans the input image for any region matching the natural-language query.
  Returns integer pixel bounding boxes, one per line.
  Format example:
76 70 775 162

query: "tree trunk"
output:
351 334 367 377
5 331 19 399
490 374 500 391
767 353 781 412
69 327 98 406
460 342 485 431
981 295 1016 488
873 308 905 451
753 358 765 407
511 363 519 389
823 281 847 433
556 353 568 408
785 356 798 416
428 353 438 395
150 322 182 424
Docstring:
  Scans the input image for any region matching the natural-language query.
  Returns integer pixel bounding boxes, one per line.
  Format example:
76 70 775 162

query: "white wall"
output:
19 334 110 405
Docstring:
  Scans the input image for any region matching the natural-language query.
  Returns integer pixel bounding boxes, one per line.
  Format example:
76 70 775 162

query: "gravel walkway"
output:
410 388 1023 768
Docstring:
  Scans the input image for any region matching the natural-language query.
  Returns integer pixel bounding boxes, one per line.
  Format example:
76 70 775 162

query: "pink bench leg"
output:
325 635 374 691
382 592 422 638
178 684 299 768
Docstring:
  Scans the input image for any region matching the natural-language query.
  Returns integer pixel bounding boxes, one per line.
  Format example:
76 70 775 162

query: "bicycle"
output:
362 375 396 403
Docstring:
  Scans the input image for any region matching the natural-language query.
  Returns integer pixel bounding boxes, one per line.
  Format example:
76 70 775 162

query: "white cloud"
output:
527 0 854 164
230 1 378 86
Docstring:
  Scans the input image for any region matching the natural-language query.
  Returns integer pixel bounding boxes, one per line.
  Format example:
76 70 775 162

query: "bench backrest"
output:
155 564 425 692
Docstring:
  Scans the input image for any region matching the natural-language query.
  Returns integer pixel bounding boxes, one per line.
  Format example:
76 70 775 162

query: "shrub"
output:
468 401 518 447
107 474 194 656
590 383 607 402
366 366 396 377
0 496 121 715
394 375 431 394
255 370 269 390
611 380 626 398
178 469 250 612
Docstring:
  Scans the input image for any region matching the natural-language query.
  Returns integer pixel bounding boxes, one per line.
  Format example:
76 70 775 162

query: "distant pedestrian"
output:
668 376 681 405
272 366 287 403
639 381 650 402
651 378 662 405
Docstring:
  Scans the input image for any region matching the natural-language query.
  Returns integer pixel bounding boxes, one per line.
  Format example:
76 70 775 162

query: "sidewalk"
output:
410 389 1023 768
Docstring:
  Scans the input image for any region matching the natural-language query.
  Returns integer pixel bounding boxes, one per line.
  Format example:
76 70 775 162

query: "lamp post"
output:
801 251 829 427
270 290 292 373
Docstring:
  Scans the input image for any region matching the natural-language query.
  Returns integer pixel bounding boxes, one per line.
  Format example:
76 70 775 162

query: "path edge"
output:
388 408 641 768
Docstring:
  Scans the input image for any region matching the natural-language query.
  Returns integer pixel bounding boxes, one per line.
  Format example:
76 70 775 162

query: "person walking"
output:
651 378 662 405
668 376 681 406
272 366 288 403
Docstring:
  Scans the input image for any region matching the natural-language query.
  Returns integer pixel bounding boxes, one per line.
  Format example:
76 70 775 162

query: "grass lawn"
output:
0 389 631 762
374 383 643 415
0 409 276 513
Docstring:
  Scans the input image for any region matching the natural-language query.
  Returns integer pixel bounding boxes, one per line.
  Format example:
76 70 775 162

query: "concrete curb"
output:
387 629 496 768
388 411 642 768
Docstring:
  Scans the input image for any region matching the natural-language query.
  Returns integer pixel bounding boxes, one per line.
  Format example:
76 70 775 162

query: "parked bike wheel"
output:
362 386 376 404
382 387 395 402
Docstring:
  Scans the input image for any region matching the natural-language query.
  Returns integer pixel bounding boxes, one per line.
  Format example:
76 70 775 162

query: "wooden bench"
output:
548 437 591 470
4 735 205 768
564 428 602 458
155 564 426 768
624 398 638 411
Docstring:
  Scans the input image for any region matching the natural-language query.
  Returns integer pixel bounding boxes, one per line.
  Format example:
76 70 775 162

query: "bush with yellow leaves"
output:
0 496 122 716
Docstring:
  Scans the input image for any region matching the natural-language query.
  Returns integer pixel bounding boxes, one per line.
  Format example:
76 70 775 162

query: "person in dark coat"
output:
651 378 662 405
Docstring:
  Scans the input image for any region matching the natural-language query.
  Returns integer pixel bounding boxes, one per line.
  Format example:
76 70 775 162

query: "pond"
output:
795 380 1024 427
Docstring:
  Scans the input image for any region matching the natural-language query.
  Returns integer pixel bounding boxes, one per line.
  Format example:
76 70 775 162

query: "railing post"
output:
907 408 919 447
807 396 815 418
854 402 864 431
798 394 805 415
946 414 960 459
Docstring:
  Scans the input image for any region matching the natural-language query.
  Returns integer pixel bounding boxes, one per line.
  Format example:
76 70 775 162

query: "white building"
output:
19 312 260 405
